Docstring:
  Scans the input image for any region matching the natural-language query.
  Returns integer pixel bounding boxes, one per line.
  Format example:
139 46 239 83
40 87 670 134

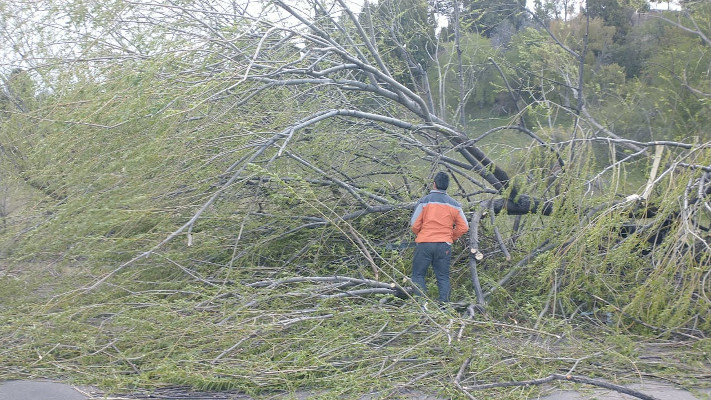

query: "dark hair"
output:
433 172 449 190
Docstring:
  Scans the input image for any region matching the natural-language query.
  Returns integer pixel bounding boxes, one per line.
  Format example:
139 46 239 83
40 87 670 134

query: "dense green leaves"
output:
1 0 711 398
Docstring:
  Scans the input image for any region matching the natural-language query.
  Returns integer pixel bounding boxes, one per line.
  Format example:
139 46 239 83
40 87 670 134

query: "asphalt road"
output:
2 380 710 400
0 381 87 400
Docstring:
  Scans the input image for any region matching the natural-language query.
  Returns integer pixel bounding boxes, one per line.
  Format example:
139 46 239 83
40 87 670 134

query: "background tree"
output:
584 0 638 42
532 0 578 22
450 0 528 42
432 32 503 119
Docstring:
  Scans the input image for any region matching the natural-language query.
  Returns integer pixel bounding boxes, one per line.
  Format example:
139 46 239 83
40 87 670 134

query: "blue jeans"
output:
411 242 452 302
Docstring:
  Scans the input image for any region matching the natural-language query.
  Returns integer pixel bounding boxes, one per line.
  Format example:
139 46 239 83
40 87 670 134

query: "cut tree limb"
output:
462 373 661 400
468 206 486 306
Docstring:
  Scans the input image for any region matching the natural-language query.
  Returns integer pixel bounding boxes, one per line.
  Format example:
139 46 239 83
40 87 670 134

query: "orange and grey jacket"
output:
410 190 469 243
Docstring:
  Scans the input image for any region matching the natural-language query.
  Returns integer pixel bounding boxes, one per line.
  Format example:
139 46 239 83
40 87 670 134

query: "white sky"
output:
649 1 681 10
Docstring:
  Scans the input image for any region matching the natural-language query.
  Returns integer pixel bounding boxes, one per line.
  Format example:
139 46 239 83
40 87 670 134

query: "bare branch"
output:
463 373 661 400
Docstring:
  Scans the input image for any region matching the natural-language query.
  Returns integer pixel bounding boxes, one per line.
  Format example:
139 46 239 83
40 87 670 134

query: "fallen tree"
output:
1 0 709 346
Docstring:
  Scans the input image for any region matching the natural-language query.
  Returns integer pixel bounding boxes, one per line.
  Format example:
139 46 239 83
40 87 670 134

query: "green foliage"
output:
3 259 702 398
431 32 504 117
612 16 667 78
361 0 436 85
0 69 38 114
584 0 635 43
454 0 528 40
551 16 616 57
2 0 711 397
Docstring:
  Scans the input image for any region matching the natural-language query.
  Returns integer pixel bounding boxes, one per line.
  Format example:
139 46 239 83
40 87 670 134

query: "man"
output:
409 172 469 303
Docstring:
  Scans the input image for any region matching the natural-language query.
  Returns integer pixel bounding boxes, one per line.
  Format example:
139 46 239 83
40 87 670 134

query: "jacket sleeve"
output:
451 207 469 241
410 203 424 235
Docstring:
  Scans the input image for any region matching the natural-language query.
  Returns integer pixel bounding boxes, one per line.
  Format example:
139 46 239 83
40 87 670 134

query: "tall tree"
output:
584 0 636 42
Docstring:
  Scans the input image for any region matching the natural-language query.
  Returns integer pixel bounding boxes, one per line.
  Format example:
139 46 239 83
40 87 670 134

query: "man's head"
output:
433 172 450 191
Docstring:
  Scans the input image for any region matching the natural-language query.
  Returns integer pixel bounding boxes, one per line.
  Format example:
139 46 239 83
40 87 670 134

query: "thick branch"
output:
463 374 661 400
654 11 711 47
490 195 555 216
468 208 486 306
